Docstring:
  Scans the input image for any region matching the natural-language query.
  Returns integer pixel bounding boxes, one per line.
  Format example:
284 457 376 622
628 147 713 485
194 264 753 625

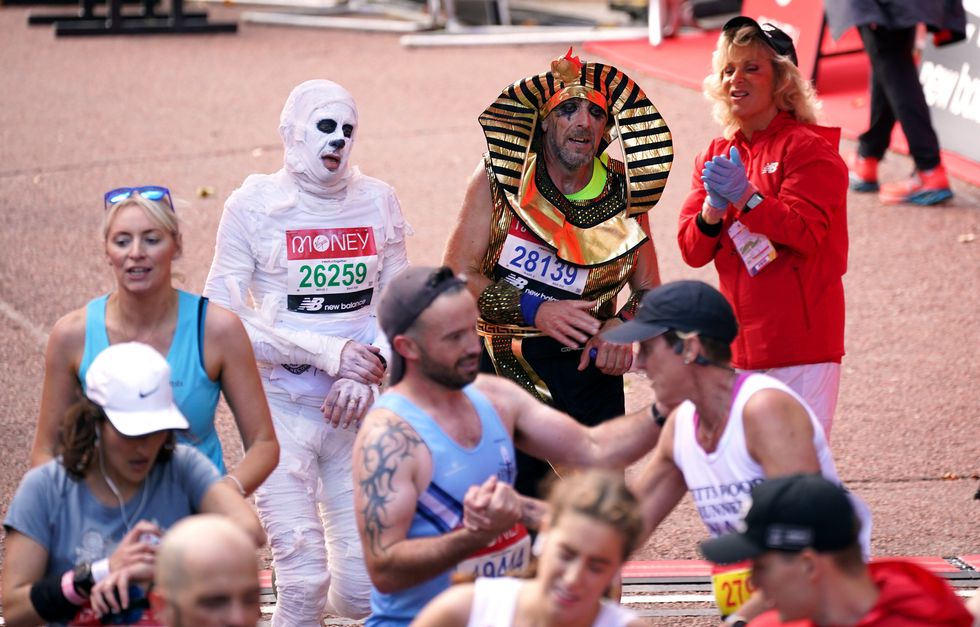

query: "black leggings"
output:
858 24 941 171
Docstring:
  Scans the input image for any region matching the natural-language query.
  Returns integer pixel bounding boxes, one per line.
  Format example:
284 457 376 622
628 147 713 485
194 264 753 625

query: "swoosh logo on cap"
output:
138 385 159 398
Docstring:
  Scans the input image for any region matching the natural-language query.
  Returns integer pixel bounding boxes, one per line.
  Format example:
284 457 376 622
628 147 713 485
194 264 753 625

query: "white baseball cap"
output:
85 342 189 437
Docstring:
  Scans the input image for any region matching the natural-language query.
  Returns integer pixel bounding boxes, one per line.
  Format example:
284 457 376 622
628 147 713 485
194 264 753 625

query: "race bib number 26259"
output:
285 227 378 314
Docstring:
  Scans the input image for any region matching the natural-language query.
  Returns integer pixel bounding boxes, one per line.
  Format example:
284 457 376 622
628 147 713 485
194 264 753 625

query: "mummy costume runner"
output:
204 80 410 625
464 50 673 496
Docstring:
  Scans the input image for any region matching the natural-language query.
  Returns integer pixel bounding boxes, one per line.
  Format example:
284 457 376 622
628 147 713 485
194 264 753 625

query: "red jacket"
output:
749 560 973 626
678 112 848 370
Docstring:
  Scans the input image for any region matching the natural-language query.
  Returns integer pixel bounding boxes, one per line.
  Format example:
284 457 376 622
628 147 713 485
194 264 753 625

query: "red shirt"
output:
749 559 973 626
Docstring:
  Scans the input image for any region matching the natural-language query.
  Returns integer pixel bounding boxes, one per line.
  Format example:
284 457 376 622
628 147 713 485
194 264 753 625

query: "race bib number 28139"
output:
495 219 588 297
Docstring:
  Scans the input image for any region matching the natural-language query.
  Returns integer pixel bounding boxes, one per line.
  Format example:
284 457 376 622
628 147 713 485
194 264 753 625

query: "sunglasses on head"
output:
104 186 174 211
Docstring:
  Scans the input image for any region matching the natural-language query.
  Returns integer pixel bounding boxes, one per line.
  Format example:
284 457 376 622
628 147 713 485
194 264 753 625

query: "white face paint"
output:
304 102 356 178
280 79 359 196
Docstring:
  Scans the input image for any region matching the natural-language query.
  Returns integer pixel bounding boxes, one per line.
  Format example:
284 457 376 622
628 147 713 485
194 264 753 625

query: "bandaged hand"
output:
702 146 749 204
337 341 385 386
321 378 375 429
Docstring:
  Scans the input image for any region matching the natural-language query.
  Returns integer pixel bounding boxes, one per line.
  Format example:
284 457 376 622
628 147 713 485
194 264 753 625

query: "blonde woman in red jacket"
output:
677 17 848 439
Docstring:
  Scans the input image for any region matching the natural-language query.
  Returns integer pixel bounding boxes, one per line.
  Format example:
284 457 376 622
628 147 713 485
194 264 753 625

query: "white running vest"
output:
672 373 872 556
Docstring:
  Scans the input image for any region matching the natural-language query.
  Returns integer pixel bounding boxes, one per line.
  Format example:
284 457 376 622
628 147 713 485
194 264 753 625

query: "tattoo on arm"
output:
359 418 423 555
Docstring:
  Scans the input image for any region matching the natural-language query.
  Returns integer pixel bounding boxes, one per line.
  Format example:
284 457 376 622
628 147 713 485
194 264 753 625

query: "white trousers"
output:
763 362 841 441
256 393 371 625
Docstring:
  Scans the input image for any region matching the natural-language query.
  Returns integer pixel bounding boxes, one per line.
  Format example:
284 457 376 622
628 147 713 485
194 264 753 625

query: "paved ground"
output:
0 4 977 624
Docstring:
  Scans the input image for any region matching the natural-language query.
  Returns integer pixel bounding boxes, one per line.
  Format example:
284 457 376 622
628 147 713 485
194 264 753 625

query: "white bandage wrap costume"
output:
204 80 410 624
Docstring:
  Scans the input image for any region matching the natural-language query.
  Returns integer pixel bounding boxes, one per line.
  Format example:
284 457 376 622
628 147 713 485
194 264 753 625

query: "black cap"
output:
723 16 799 67
602 280 737 345
699 474 859 565
377 266 467 385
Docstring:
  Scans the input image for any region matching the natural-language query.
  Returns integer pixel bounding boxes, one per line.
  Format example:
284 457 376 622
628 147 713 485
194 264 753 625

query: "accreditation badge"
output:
727 220 776 277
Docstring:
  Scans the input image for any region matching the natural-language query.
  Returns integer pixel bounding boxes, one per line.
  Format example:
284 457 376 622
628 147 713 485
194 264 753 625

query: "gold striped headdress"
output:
479 48 673 218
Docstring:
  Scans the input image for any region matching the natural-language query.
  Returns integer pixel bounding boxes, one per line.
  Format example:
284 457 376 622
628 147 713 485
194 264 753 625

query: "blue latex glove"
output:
703 181 728 209
701 146 749 203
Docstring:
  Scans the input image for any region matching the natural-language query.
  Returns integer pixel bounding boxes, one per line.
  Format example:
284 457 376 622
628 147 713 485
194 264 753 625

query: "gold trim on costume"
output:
477 157 639 322
477 320 544 338
481 334 553 404
505 153 648 266
512 337 553 403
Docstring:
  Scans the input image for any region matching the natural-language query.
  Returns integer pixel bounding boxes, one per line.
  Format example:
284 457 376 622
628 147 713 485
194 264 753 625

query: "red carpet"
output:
259 556 977 587
586 34 980 186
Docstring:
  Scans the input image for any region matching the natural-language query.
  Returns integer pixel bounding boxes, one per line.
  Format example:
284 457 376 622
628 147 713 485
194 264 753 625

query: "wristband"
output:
62 569 87 605
224 474 247 496
725 614 748 627
92 557 111 583
31 571 85 620
695 211 723 237
519 291 546 326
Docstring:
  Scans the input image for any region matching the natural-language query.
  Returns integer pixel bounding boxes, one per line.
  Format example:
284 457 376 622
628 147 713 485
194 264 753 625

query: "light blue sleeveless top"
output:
79 290 224 472
366 385 517 627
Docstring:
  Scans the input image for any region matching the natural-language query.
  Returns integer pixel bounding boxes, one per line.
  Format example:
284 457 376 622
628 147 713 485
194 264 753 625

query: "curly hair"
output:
548 468 644 560
59 396 176 480
703 25 821 137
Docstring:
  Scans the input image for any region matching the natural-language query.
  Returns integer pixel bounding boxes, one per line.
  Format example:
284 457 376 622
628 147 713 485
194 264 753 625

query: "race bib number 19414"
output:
285 227 378 314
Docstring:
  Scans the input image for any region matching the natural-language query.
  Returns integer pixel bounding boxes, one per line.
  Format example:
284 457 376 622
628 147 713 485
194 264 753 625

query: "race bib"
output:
728 220 776 277
285 227 378 314
455 523 531 579
494 218 588 298
711 561 755 617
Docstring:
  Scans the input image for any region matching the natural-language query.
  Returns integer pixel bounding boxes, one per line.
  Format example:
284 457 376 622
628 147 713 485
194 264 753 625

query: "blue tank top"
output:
79 290 224 472
366 385 517 627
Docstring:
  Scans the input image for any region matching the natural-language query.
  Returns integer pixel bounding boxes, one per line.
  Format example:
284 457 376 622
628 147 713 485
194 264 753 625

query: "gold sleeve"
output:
477 280 527 326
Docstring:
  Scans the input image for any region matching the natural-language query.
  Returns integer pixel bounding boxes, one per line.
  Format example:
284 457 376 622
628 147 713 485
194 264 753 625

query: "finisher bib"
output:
494 218 588 300
285 227 378 314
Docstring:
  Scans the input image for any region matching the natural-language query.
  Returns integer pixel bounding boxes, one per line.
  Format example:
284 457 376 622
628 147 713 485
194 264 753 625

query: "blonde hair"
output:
548 469 644 560
703 25 821 136
102 194 181 244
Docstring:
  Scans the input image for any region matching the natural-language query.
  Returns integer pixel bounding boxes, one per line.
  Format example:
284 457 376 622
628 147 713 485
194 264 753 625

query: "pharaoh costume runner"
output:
474 51 674 495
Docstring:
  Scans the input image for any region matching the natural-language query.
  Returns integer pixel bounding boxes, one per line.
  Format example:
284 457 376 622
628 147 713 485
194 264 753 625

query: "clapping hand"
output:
702 146 749 204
